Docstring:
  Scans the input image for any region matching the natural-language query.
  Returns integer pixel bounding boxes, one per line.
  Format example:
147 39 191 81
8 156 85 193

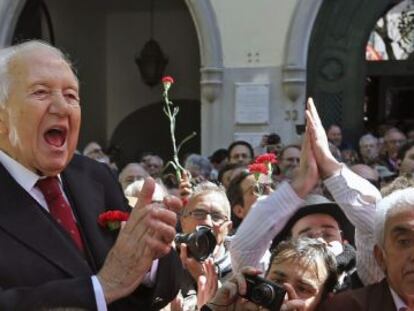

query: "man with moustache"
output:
0 40 179 310
318 187 414 311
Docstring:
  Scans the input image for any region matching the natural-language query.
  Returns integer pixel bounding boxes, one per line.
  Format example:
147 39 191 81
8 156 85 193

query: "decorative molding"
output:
319 57 345 82
0 0 26 47
184 0 223 68
184 0 223 104
282 65 306 103
282 0 323 103
200 66 223 103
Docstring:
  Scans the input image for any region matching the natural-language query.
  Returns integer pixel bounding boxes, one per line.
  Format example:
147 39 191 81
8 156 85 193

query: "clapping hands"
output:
98 177 181 303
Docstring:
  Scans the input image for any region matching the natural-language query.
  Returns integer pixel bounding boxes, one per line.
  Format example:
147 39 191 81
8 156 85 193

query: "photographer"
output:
175 181 233 310
201 238 337 311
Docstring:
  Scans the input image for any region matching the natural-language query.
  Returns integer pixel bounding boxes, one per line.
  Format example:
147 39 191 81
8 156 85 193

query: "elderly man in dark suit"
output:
0 40 180 310
318 187 414 311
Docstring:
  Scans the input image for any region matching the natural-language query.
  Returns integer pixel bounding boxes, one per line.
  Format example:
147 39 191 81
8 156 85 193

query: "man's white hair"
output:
375 187 414 248
0 40 75 107
359 133 378 146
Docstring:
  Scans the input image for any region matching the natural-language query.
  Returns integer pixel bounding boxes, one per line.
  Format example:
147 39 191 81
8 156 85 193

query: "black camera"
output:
241 275 286 311
175 226 217 261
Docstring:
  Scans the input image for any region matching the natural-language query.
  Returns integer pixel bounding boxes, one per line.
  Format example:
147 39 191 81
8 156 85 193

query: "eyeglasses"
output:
182 208 228 225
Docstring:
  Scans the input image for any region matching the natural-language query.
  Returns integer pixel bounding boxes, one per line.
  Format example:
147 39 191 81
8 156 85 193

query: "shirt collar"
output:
390 286 409 311
0 150 62 192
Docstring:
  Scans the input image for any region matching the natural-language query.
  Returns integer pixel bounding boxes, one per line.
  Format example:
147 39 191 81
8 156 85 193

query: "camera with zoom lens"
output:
175 226 217 261
241 275 286 311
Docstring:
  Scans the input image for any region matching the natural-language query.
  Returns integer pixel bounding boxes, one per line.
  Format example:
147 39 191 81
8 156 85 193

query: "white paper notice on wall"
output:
235 83 269 124
234 132 267 149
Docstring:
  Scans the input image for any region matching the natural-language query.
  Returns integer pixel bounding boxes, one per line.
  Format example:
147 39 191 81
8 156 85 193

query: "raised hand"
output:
280 283 306 311
196 259 218 309
306 98 342 178
179 243 205 282
98 177 179 304
291 123 319 198
179 170 193 205
206 266 262 311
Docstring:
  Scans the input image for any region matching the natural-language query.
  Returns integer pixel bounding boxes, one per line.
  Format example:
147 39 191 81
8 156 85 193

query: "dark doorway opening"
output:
365 62 414 133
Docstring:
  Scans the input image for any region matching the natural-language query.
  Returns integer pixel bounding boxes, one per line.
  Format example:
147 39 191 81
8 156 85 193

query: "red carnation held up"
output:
255 153 277 164
248 163 268 176
162 76 174 84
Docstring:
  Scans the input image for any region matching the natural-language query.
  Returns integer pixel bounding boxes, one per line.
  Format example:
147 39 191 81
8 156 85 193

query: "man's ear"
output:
374 244 387 273
232 204 245 219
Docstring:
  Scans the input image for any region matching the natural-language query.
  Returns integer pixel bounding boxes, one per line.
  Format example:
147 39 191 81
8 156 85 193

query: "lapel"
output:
0 164 91 277
368 279 397 311
61 157 115 272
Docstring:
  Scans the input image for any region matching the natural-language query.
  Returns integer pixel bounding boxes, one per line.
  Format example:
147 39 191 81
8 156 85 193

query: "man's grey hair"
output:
359 133 378 146
184 153 213 179
189 181 231 218
375 187 414 248
0 40 75 106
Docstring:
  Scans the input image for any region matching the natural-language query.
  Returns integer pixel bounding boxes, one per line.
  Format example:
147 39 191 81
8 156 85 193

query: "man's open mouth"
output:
44 127 67 147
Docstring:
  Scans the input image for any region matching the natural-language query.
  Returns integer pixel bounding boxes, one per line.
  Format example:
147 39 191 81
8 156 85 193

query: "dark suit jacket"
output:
0 155 182 310
317 279 397 311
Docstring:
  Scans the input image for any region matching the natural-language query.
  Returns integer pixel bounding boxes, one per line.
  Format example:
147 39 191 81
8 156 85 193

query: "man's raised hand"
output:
98 177 179 304
306 98 342 179
291 124 319 198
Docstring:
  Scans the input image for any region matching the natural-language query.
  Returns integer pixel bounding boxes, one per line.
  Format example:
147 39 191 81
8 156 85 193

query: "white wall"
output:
210 0 297 67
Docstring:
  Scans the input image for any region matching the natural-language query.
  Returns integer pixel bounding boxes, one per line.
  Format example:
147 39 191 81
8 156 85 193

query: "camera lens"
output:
195 233 210 254
251 284 275 304
175 226 217 261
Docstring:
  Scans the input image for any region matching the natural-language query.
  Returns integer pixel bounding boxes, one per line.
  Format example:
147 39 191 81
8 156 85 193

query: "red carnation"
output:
248 163 268 175
162 76 174 84
255 153 277 164
98 210 130 231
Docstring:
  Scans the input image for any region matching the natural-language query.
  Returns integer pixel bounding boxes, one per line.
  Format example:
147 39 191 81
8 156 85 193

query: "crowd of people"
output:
0 40 413 311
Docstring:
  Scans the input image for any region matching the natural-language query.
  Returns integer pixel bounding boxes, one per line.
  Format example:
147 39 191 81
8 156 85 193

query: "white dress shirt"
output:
390 287 410 311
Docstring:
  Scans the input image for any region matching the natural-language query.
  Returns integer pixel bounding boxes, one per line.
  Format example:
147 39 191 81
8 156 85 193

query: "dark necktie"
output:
36 177 84 252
